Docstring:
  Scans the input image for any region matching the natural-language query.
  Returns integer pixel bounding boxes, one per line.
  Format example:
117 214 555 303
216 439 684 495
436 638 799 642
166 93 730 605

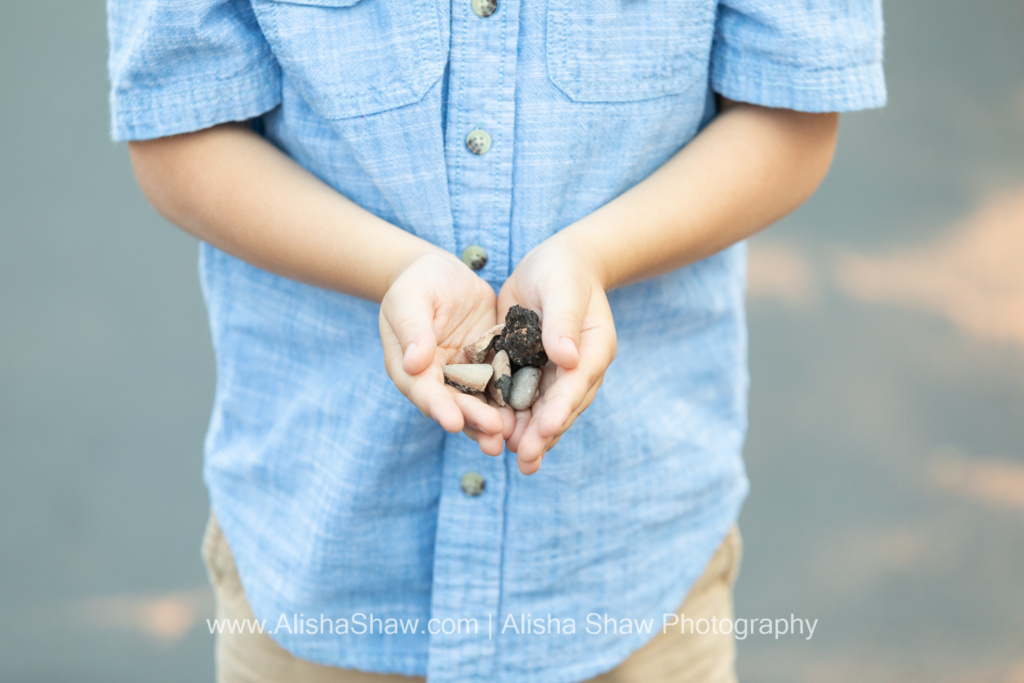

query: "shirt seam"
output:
111 54 280 101
111 63 279 116
713 41 881 78
450 7 470 253
486 1 509 253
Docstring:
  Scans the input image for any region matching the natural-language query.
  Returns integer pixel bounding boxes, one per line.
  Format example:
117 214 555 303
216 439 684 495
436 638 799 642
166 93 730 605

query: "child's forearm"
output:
127 122 450 303
554 98 840 291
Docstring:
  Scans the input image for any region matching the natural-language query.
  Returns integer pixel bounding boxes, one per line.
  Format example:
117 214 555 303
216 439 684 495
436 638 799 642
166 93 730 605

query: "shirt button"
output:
460 471 486 497
465 128 492 155
471 0 497 18
461 245 488 271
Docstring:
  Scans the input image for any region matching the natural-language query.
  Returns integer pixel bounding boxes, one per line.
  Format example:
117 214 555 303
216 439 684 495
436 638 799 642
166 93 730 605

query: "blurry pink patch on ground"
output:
834 189 1024 348
813 524 930 598
1005 659 1024 683
746 241 816 307
71 587 213 644
930 448 1024 511
1013 84 1024 126
753 651 1024 683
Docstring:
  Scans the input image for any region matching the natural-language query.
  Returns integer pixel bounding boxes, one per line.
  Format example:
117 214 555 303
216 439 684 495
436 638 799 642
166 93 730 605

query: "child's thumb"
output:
539 288 584 370
385 294 437 376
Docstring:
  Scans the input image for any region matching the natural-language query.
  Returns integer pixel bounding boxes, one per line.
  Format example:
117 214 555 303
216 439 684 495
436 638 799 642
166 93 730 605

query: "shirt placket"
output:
444 0 518 288
429 0 520 680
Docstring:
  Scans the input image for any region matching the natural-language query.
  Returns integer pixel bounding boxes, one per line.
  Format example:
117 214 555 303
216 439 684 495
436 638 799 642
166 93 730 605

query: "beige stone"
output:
462 323 505 363
442 364 493 394
487 350 512 406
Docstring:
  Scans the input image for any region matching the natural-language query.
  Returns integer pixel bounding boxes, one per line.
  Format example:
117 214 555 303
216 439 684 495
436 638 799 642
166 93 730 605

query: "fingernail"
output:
560 336 577 355
405 342 418 357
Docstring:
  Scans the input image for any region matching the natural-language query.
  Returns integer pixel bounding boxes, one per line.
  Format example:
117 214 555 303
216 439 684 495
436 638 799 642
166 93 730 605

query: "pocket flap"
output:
254 0 446 119
265 0 363 7
546 0 716 103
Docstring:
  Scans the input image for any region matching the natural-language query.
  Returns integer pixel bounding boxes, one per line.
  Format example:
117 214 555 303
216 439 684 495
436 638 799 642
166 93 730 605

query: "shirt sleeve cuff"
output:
109 61 282 142
710 44 887 113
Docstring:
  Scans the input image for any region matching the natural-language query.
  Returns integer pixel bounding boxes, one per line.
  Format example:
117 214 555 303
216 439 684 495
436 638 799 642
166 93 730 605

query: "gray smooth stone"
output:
509 366 542 411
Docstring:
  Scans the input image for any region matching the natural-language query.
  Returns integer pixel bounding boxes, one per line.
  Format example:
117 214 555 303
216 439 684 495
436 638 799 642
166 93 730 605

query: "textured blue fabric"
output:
107 1 885 680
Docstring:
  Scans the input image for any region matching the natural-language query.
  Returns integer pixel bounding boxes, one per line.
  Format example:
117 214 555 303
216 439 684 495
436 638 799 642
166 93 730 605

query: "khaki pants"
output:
202 513 742 683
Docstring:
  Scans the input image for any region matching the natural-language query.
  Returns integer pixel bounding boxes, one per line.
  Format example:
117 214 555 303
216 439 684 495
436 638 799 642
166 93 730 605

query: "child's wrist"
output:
382 242 465 297
545 224 612 292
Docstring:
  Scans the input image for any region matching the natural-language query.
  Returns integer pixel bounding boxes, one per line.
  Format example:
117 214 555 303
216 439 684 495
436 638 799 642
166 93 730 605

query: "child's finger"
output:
517 448 544 475
536 381 601 446
482 396 518 441
537 286 586 370
515 423 548 470
515 378 600 469
452 392 504 436
539 364 558 393
463 426 505 457
392 369 464 433
421 381 465 433
533 368 598 438
498 405 517 441
504 409 532 454
381 293 438 376
536 317 615 437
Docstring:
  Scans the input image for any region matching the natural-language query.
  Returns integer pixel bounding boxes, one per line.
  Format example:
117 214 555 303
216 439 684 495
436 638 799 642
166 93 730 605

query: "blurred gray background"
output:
2 1 1022 681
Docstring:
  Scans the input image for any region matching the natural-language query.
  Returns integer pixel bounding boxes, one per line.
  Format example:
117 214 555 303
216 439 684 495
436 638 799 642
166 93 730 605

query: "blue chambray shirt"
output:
108 1 885 680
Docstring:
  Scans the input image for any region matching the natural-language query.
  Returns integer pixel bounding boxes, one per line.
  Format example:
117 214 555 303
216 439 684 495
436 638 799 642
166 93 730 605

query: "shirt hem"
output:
497 474 750 683
711 45 887 112
207 493 432 676
206 467 749 682
109 64 282 141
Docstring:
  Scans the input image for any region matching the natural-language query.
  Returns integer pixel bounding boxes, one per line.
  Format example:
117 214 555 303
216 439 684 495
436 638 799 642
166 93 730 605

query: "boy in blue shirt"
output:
108 0 885 680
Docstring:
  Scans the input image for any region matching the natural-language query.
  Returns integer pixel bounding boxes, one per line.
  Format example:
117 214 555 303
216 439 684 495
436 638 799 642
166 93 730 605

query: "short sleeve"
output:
107 0 282 141
710 0 887 113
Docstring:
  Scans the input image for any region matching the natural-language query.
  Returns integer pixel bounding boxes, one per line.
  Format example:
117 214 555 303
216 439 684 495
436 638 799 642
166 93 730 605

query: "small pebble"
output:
462 323 505 363
443 364 493 394
509 366 542 411
487 350 512 406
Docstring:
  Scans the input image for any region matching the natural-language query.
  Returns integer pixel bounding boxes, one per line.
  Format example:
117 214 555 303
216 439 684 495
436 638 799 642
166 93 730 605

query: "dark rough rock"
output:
495 305 547 370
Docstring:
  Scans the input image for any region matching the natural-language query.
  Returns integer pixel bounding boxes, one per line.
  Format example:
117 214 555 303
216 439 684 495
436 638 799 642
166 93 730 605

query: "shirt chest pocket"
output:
545 0 717 103
253 0 446 119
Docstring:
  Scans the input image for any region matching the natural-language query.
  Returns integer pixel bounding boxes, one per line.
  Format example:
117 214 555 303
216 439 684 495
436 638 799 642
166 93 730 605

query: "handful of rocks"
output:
442 305 547 411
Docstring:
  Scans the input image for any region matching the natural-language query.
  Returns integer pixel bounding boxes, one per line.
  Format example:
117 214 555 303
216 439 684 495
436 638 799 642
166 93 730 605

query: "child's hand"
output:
380 252 513 456
497 237 617 474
